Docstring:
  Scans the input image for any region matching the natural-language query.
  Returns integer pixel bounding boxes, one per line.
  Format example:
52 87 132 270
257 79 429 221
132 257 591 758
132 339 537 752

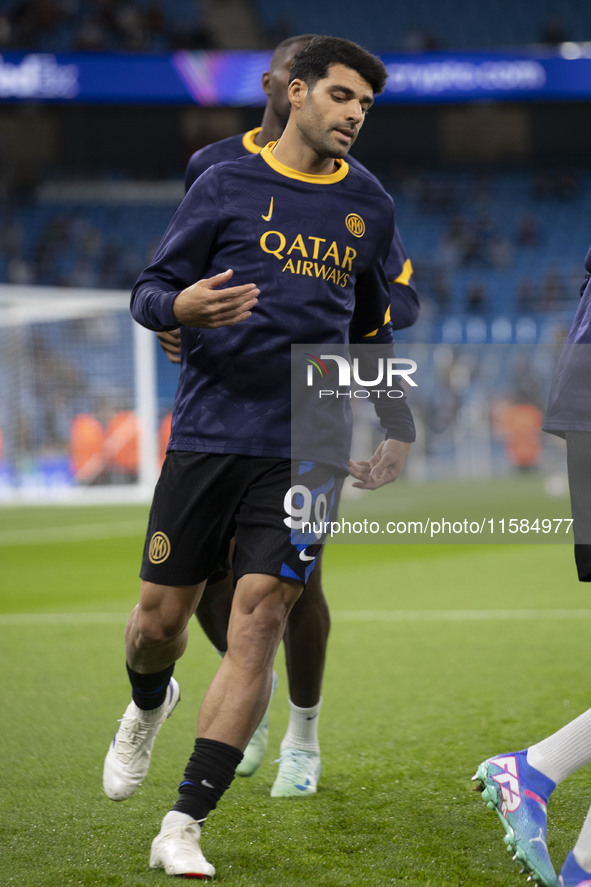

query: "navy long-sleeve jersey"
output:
185 128 419 331
132 144 415 470
544 244 591 437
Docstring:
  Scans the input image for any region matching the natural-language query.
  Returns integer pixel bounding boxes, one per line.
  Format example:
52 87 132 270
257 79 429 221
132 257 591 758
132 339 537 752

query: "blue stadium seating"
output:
253 0 591 51
2 167 589 344
5 0 591 54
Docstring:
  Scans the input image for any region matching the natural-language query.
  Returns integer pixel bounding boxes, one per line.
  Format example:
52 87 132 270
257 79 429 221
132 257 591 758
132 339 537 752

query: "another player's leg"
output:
103 580 203 801
271 562 328 798
150 572 303 878
473 708 591 887
472 750 556 887
236 669 278 778
566 431 591 581
557 803 591 886
196 568 278 778
195 570 234 654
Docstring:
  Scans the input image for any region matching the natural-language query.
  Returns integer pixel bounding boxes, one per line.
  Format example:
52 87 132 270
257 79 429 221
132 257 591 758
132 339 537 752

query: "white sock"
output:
527 708 591 784
280 698 321 754
574 803 591 872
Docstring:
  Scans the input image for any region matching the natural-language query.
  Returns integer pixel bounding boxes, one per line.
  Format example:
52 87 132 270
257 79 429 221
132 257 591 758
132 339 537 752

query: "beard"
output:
297 119 357 161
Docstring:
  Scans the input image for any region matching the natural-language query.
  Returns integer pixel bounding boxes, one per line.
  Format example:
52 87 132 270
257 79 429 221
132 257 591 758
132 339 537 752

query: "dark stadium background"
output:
2 0 591 496
3 0 591 323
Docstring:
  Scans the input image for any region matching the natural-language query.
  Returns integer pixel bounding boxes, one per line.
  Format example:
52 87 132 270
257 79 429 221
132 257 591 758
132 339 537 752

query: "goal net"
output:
0 284 162 505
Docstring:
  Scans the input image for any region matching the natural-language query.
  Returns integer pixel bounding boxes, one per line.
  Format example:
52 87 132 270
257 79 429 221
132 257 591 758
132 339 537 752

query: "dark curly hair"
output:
289 35 387 95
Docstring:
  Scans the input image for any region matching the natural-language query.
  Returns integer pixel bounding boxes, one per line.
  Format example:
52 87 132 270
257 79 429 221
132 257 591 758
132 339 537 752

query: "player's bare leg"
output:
126 580 204 670
195 560 330 794
198 573 302 745
196 568 279 776
150 573 303 878
103 581 204 801
271 563 328 797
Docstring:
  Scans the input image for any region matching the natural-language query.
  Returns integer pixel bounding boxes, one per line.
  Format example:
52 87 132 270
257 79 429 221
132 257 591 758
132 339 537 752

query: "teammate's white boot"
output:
271 748 321 797
103 678 180 801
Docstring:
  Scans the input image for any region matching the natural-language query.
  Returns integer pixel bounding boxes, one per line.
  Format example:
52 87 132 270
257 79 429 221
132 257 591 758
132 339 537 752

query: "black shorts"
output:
140 452 343 587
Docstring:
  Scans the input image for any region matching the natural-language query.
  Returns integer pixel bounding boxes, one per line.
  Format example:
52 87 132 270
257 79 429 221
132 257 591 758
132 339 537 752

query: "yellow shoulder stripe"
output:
363 304 391 338
391 258 413 287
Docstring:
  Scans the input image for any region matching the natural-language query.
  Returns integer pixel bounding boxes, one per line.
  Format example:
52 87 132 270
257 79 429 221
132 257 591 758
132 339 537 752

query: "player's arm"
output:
137 269 258 332
349 439 411 489
156 329 181 364
131 170 258 332
348 333 415 489
173 269 258 329
347 159 419 331
156 146 225 361
386 226 420 331
348 225 415 489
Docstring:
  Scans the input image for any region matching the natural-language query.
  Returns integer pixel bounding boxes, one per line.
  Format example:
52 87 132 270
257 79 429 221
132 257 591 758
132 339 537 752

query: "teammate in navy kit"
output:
473 247 591 887
543 243 591 579
103 36 415 878
158 34 420 798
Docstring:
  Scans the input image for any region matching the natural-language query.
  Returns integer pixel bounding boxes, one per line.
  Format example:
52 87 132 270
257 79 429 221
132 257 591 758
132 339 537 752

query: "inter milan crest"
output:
149 532 171 564
345 213 365 237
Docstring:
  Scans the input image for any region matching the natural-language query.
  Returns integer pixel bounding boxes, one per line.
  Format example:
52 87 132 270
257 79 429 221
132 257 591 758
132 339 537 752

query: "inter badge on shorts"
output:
149 532 171 564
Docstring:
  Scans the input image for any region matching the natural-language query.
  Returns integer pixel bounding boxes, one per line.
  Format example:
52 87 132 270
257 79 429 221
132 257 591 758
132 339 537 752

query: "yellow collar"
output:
242 127 263 154
260 142 349 184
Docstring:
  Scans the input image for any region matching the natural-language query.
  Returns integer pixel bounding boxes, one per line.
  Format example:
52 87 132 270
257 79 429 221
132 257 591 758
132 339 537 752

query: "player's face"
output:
293 64 374 160
265 44 308 127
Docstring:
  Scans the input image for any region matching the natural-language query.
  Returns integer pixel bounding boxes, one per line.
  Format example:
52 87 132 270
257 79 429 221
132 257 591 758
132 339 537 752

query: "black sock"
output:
173 738 243 823
126 662 174 710
575 544 591 581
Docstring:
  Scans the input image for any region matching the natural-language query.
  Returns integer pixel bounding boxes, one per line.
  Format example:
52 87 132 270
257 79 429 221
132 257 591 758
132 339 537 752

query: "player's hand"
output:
349 439 411 490
173 268 259 328
156 329 181 364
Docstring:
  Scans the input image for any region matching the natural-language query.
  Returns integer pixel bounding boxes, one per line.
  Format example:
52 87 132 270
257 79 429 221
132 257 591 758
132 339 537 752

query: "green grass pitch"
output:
2 477 591 886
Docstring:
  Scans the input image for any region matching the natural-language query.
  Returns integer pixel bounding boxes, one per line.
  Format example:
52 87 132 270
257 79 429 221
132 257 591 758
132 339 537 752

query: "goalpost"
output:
0 284 161 505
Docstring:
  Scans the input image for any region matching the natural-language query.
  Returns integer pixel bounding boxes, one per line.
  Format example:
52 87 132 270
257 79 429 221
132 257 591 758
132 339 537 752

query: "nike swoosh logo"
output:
201 779 215 789
295 777 312 790
262 196 274 221
299 548 316 562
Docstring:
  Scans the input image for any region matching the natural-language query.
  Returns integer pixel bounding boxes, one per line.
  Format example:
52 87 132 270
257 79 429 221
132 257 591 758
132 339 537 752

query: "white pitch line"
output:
333 609 591 622
2 609 591 627
0 520 146 547
0 612 129 625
